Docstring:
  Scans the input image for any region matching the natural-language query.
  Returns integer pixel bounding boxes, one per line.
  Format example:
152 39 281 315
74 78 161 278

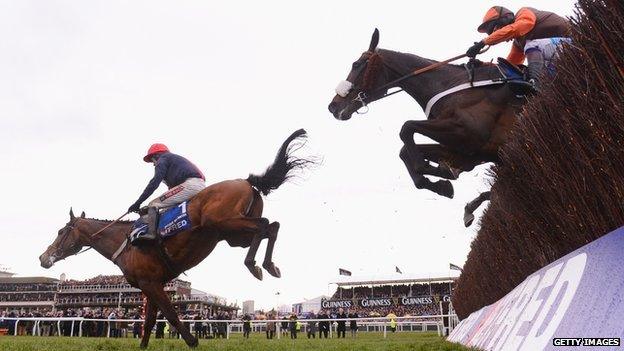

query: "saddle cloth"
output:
129 202 192 242
496 57 525 81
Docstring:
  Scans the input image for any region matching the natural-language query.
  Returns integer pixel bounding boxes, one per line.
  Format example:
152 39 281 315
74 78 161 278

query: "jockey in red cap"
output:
466 6 571 90
128 143 206 241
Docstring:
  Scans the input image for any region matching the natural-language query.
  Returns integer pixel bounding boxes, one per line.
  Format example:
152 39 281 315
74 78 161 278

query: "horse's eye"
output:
352 61 361 69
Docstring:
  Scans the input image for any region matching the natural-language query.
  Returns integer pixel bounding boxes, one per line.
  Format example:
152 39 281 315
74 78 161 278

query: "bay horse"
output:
39 129 312 348
328 29 524 201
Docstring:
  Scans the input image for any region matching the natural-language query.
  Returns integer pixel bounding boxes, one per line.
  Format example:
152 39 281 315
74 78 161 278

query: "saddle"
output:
496 57 534 95
129 202 192 244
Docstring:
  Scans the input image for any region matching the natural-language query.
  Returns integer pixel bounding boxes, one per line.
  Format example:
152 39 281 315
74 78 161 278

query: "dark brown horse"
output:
39 129 312 348
328 29 524 199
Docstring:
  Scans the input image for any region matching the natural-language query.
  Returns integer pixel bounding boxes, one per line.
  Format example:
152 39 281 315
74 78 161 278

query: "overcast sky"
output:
0 0 575 310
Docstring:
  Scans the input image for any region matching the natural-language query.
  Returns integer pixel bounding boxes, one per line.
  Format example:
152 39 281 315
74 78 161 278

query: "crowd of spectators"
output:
0 283 56 292
0 293 54 302
56 292 143 306
59 275 191 290
332 282 452 299
318 303 440 318
60 275 129 287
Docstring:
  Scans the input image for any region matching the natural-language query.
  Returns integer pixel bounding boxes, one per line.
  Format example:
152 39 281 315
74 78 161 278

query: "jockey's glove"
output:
466 41 486 58
128 202 141 213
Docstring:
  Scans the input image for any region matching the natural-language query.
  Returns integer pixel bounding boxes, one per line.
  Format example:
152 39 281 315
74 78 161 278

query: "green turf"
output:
0 332 475 351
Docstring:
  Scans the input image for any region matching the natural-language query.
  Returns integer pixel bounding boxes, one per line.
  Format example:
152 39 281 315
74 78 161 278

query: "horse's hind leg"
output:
417 144 462 180
262 221 281 278
215 217 269 281
140 298 158 348
464 191 491 227
419 144 486 179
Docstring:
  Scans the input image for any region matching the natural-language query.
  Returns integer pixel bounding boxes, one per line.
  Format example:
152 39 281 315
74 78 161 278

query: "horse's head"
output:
39 208 86 268
328 28 390 121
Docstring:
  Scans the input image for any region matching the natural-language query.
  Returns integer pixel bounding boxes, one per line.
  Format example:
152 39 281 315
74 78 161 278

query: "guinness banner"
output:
321 296 436 309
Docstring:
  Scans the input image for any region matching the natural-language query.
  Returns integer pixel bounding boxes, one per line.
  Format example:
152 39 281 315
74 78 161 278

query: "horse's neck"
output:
80 220 129 261
380 49 461 108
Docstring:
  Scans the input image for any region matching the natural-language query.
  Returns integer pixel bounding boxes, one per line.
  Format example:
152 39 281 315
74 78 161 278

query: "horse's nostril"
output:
328 102 337 113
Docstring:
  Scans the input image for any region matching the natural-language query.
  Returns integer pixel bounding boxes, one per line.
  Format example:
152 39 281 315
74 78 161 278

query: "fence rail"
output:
0 314 459 339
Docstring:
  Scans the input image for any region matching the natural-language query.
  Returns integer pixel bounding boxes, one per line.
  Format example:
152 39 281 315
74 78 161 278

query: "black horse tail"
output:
246 128 313 196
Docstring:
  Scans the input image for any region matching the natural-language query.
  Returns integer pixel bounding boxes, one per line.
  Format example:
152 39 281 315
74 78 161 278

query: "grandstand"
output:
0 274 237 316
322 276 456 317
0 277 58 313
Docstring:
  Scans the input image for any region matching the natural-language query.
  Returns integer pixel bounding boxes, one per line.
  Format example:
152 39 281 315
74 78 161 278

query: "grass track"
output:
0 332 475 351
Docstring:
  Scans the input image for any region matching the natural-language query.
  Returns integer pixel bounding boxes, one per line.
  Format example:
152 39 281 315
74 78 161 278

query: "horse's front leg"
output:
140 298 157 348
417 144 464 180
399 122 455 198
140 281 198 347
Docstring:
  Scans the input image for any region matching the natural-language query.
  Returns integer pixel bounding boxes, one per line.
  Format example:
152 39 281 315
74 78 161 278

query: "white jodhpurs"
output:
524 37 572 73
148 177 206 210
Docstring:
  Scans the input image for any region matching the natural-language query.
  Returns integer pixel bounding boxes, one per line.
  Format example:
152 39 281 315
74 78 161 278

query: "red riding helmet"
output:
143 143 169 162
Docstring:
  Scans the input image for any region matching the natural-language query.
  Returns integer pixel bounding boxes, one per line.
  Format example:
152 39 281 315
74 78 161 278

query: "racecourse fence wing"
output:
453 0 624 319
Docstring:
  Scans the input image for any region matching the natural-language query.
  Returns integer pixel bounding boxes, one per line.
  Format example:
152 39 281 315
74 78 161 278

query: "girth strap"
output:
111 238 128 262
424 79 505 118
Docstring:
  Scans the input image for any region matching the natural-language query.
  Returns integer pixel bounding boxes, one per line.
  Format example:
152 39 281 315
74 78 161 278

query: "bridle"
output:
48 223 81 259
47 212 129 260
343 52 401 114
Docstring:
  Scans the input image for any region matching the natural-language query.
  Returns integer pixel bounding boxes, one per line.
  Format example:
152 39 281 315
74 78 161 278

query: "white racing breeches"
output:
525 37 572 73
148 177 206 210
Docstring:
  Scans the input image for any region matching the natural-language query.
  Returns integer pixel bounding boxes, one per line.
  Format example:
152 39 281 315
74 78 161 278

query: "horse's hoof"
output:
187 336 199 348
140 342 148 349
263 262 282 278
464 213 475 227
436 180 454 198
440 163 460 180
248 265 263 281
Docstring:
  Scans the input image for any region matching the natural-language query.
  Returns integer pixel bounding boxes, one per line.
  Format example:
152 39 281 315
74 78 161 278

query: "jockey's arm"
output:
133 158 169 207
483 8 537 46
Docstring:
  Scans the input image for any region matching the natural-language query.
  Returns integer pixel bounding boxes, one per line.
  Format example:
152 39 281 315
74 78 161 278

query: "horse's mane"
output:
84 217 134 224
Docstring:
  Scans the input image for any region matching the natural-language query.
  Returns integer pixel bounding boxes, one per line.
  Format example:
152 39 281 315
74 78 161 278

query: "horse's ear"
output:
368 28 380 52
69 208 75 220
80 211 85 218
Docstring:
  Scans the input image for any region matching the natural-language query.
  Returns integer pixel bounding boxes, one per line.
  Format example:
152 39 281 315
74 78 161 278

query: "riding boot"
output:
526 50 545 92
144 206 159 240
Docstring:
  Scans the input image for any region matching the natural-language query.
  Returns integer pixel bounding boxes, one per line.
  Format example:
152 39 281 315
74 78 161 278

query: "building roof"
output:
331 276 457 287
293 295 330 305
0 277 59 284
